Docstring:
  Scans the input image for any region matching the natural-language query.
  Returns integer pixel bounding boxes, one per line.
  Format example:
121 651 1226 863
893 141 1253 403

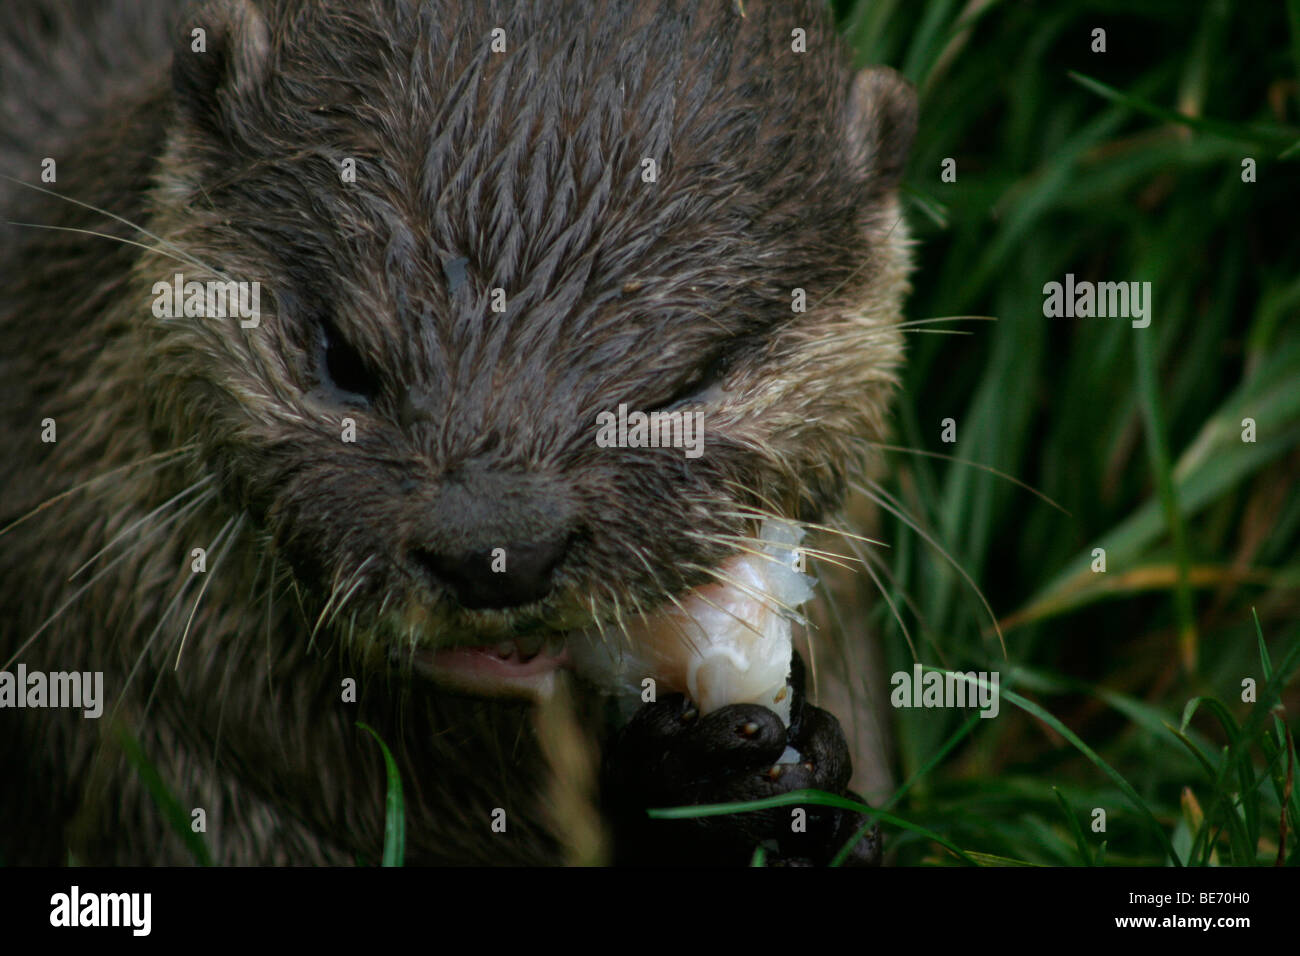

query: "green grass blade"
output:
1052 787 1095 865
1179 697 1255 863
964 851 1043 867
1134 325 1197 671
992 680 1181 864
1068 71 1297 149
828 712 983 867
1255 607 1274 682
116 726 213 866
357 722 406 868
648 788 978 866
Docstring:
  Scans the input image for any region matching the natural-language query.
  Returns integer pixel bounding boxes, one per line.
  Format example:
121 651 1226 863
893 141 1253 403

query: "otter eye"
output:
651 349 734 411
318 319 380 403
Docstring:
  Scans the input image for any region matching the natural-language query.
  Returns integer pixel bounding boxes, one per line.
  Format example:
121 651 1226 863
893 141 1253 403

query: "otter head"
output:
139 0 916 695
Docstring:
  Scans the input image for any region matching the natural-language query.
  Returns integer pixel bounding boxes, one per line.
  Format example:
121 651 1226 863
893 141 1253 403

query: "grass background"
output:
817 0 1300 865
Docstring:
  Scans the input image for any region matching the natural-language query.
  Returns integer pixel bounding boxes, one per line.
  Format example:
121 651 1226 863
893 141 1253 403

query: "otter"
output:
0 0 916 865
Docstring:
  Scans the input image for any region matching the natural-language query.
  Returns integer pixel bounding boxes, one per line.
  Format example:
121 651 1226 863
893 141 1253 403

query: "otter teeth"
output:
486 636 561 661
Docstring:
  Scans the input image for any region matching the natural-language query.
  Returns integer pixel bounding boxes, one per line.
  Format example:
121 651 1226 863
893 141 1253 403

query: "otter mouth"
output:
409 521 814 711
415 636 569 696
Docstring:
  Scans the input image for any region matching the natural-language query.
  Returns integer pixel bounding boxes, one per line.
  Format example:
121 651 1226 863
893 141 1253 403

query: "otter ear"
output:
843 66 917 193
172 0 271 136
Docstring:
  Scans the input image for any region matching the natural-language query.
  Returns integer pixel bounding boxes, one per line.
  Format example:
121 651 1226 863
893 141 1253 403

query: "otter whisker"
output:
711 497 785 530
717 478 788 520
680 585 770 643
608 588 634 651
112 579 203 724
854 438 1069 514
216 533 276 762
618 572 702 676
2 486 217 670
309 569 346 650
4 220 207 273
828 518 919 662
584 595 610 649
0 444 196 540
326 555 377 633
263 551 283 705
286 574 309 625
687 529 861 573
620 587 654 634
625 542 707 659
174 513 245 670
854 478 1007 658
792 545 861 571
893 315 997 330
722 504 894 548
831 515 927 627
111 501 229 722
0 175 232 279
684 529 814 571
68 475 215 581
716 505 890 550
679 561 807 623
3 543 140 670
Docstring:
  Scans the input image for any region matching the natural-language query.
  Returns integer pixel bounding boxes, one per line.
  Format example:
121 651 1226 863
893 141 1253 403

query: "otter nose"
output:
406 469 574 610
410 537 568 610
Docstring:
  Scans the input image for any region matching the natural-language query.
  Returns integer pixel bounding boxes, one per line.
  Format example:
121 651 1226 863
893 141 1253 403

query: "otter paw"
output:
601 655 882 866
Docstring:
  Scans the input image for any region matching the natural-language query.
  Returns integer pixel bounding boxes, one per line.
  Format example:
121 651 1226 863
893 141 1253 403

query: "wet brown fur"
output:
0 0 915 864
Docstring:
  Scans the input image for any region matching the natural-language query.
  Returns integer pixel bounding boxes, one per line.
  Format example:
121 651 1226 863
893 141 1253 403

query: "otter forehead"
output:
178 0 883 401
154 0 913 495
